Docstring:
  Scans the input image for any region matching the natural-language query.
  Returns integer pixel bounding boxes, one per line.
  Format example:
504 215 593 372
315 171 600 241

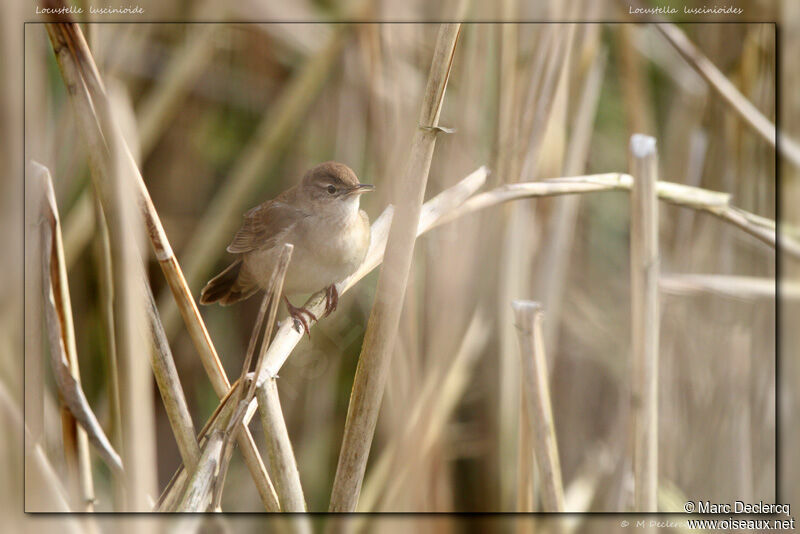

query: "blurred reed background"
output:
3 0 796 530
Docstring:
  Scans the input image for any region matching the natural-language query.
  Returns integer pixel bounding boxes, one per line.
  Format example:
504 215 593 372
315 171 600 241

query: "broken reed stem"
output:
256 379 307 512
329 23 462 512
655 23 800 168
35 162 97 511
177 430 224 512
213 244 293 510
155 379 264 511
511 301 565 512
629 134 660 512
44 16 278 511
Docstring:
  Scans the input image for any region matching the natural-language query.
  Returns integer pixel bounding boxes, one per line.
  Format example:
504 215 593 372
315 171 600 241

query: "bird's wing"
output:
226 199 306 254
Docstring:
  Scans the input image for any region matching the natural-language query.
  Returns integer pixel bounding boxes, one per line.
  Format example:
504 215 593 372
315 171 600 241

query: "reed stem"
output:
628 134 660 512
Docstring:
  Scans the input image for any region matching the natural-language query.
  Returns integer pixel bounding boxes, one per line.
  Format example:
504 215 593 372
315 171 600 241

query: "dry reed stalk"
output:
157 21 351 338
213 244 293 510
660 274 794 300
499 27 576 510
24 164 45 459
27 440 75 514
256 379 307 512
155 379 274 512
495 3 523 511
519 24 576 182
34 162 105 511
516 392 534 515
537 43 607 355
43 16 278 510
511 301 565 512
106 95 158 513
90 197 125 508
7 377 79 517
328 23 462 512
177 430 224 512
358 313 490 513
63 191 94 271
438 173 796 256
616 25 654 137
84 33 162 510
628 134 660 512
655 23 800 167
145 283 201 474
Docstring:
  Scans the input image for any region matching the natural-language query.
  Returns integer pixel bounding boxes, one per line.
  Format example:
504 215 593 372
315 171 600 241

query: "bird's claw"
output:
284 297 316 338
324 285 339 317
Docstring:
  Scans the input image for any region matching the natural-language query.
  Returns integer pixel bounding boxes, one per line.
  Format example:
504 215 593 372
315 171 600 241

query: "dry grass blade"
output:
43 14 278 510
329 23 463 512
35 162 123 478
511 301 565 512
655 23 800 168
629 134 660 512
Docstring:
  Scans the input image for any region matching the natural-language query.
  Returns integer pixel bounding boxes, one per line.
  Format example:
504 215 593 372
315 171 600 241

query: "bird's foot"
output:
323 285 339 317
284 296 317 338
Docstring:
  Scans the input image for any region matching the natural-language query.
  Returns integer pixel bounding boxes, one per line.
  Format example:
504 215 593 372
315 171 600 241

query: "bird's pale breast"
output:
241 207 370 296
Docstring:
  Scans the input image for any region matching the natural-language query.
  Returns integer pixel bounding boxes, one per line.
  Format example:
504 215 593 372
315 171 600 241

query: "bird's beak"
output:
348 183 375 195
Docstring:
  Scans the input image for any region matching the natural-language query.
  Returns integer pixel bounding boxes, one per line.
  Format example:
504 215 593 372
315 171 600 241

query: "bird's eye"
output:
326 185 336 194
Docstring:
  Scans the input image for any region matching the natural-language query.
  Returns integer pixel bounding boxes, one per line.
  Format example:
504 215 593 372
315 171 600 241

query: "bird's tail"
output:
199 260 258 306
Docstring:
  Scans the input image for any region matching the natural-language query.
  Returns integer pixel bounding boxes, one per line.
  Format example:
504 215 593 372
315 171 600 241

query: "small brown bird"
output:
200 161 374 334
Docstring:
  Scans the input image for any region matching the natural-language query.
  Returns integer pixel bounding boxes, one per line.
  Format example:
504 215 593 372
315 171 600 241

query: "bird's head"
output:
301 161 374 214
